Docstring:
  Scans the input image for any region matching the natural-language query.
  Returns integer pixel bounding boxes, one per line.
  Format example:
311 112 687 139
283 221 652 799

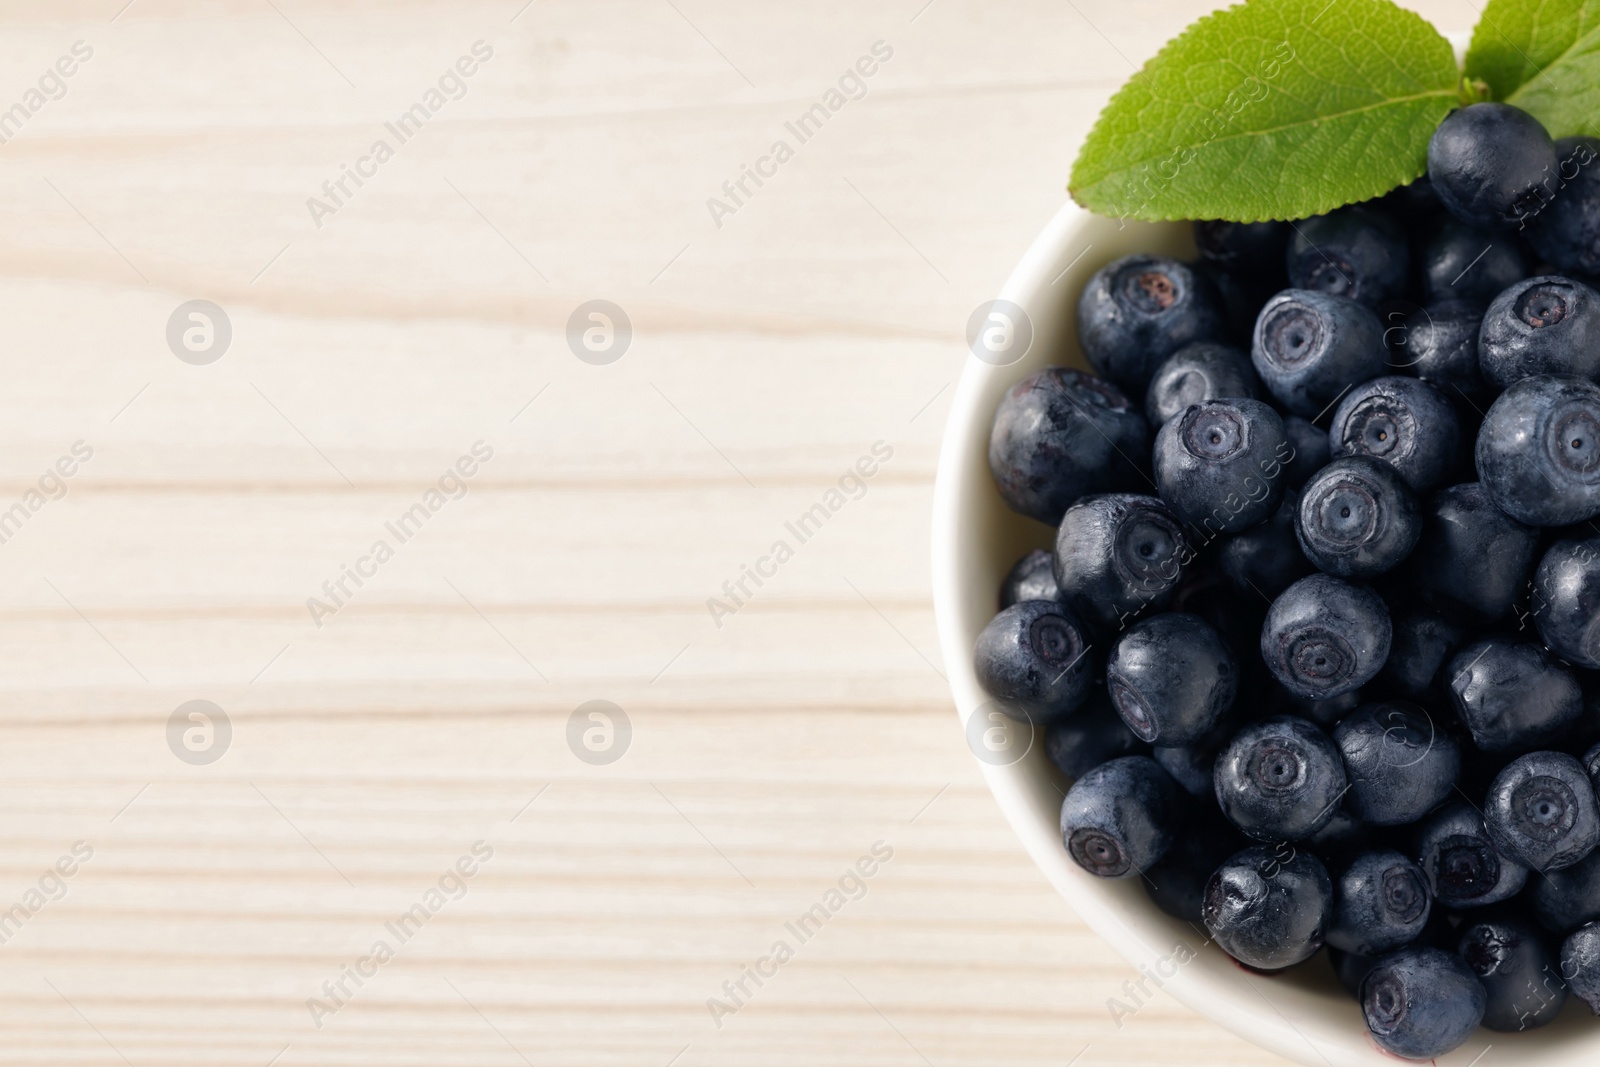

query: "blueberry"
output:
1526 136 1600 273
1194 219 1289 279
974 601 1095 724
1154 398 1289 535
1329 376 1460 493
1408 482 1539 620
1260 574 1392 700
1532 534 1600 667
1394 299 1489 403
1484 751 1600 872
1360 946 1487 1059
1286 205 1408 306
1477 374 1600 526
1217 489 1313 599
1154 739 1222 799
1144 812 1244 922
1077 255 1225 392
1252 289 1387 417
1054 494 1190 629
1295 457 1421 578
1044 691 1149 779
1376 606 1465 698
1327 849 1432 956
1419 219 1527 306
1560 922 1600 1013
1203 266 1281 347
1335 701 1460 825
1291 686 1364 730
1384 174 1448 230
1143 341 1259 427
1416 801 1531 908
1428 103 1558 228
1303 804 1370 867
1332 948 1378 999
1280 415 1330 488
1106 612 1235 745
1170 569 1266 664
1214 716 1348 841
1000 548 1062 608
1585 741 1600 791
1447 638 1583 752
1458 918 1569 1031
1479 275 1600 388
988 368 1150 525
1202 845 1333 969
1060 755 1181 877
1533 846 1600 932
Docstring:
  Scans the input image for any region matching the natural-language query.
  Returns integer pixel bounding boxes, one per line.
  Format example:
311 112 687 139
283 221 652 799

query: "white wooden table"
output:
0 1 1474 1063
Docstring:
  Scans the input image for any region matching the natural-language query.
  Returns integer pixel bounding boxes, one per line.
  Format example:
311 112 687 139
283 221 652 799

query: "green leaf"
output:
1465 0 1600 138
1069 0 1460 222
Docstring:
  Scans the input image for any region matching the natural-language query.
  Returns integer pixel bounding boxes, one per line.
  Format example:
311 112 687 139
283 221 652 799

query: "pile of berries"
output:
980 102 1600 1059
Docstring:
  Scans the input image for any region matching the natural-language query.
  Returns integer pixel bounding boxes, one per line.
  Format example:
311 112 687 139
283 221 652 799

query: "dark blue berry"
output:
1203 845 1333 969
1479 275 1600 388
1532 533 1600 667
1143 341 1259 427
988 368 1149 525
1280 415 1330 488
1459 918 1569 1031
1154 737 1222 799
1332 948 1377 999
1053 494 1190 629
999 548 1062 608
1261 574 1391 700
1060 755 1181 877
1477 373 1600 526
1286 205 1408 307
1417 801 1530 908
1194 219 1289 279
1560 922 1600 1014
1419 219 1527 305
974 601 1095 724
1384 174 1447 229
1303 804 1370 866
1428 103 1558 228
1447 638 1582 752
1328 849 1432 956
1533 846 1600 932
1408 482 1539 620
1376 606 1465 698
1484 751 1600 872
1329 376 1460 493
1525 136 1600 273
1392 299 1487 401
1144 812 1244 922
1106 612 1235 745
1335 701 1459 826
1153 398 1289 534
1217 489 1313 599
1295 456 1420 578
1044 691 1148 779
1291 686 1364 730
1203 266 1280 346
1361 946 1486 1059
1252 289 1387 417
1214 716 1348 841
1077 255 1225 392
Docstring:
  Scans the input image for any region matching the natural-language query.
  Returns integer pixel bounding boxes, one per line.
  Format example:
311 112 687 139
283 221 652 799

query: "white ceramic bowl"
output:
930 205 1597 1064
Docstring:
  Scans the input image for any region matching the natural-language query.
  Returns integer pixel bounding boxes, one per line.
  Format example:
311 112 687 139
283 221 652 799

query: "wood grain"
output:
0 1 1475 1063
